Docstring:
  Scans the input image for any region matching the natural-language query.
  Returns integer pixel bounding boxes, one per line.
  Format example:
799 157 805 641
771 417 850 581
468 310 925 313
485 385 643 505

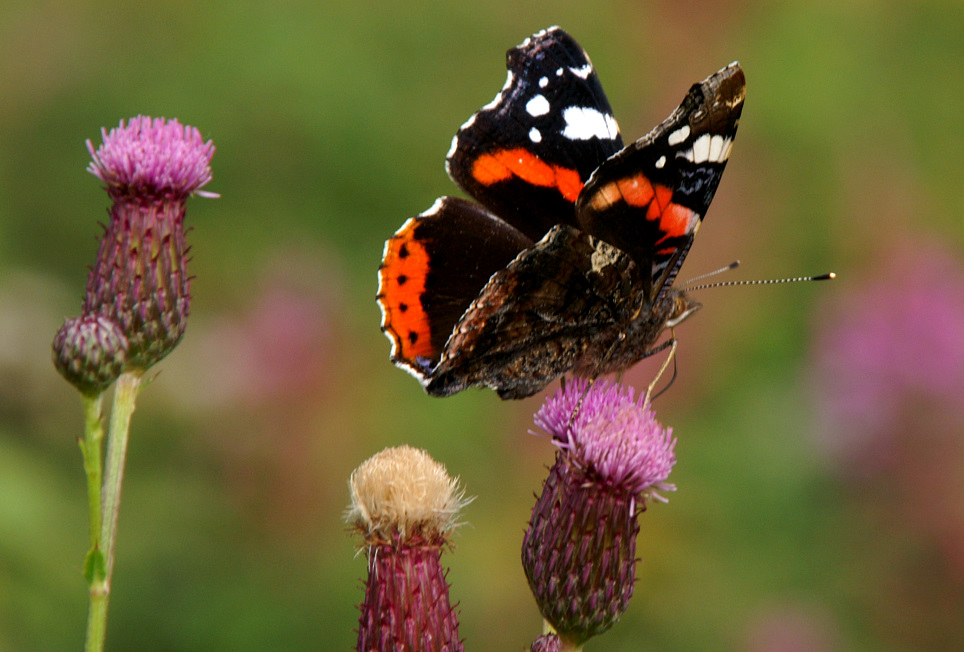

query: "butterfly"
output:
378 26 744 399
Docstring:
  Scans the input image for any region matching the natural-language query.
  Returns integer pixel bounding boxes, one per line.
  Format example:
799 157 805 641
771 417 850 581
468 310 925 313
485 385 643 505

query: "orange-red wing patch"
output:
656 202 698 240
617 174 655 208
587 174 699 244
472 147 583 202
377 219 437 364
641 183 698 244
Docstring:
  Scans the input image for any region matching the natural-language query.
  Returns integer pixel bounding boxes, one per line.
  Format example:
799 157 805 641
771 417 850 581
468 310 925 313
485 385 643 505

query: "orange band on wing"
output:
585 173 699 243
377 220 437 361
617 174 655 207
645 183 698 243
472 148 583 202
657 202 698 240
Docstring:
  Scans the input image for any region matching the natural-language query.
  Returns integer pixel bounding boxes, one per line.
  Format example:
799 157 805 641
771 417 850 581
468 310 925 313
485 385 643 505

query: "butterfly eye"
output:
666 295 701 328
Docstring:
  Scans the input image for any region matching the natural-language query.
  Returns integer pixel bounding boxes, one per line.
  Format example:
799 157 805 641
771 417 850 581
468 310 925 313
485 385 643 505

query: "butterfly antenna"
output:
686 272 835 292
679 260 742 287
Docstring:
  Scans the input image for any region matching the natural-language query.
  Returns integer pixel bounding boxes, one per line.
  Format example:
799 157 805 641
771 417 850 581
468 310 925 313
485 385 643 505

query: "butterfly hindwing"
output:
427 224 643 399
377 196 532 382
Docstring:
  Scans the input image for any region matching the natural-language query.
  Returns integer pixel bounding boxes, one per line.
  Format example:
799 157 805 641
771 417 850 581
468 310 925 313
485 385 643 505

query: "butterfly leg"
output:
644 335 678 405
566 375 597 431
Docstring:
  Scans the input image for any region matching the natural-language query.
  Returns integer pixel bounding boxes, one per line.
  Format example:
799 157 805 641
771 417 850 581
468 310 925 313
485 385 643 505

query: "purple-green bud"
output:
523 380 676 646
82 116 215 371
523 456 639 643
52 315 128 395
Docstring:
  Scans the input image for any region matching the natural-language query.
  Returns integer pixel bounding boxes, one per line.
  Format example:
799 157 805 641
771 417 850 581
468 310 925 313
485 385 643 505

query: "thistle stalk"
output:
53 116 215 651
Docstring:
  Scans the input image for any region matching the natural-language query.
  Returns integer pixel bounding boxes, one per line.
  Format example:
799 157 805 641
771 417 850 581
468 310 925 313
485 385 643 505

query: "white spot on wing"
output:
555 67 563 76
691 134 711 163
721 138 734 161
529 127 542 143
668 125 690 146
708 135 725 162
655 155 666 169
539 76 548 88
526 94 550 117
569 63 593 79
562 106 620 141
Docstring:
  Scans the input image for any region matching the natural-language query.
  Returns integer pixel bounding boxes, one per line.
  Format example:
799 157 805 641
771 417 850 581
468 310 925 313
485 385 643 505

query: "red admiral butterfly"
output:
378 26 745 399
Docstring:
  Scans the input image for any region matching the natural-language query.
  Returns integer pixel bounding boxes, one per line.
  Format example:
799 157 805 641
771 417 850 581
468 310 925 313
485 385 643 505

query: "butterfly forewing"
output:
446 26 624 241
576 62 745 303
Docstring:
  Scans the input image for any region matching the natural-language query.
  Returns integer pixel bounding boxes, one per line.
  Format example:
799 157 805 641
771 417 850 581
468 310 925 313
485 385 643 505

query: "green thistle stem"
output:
81 371 142 652
81 393 105 553
100 372 142 581
81 393 107 652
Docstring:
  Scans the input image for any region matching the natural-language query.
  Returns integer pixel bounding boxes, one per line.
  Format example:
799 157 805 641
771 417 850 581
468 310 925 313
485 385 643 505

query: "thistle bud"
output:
52 315 128 395
347 446 469 652
523 380 676 646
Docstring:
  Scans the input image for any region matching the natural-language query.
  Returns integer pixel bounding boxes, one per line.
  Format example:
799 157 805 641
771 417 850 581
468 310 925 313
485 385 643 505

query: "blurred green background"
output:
2 0 963 650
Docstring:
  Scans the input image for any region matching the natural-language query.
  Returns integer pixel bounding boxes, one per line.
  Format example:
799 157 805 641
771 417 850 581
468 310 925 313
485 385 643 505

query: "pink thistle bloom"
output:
86 116 216 200
534 378 677 500
79 116 215 372
524 379 676 646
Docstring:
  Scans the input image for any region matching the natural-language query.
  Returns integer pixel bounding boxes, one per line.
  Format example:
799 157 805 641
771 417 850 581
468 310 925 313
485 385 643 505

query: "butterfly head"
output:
666 291 701 329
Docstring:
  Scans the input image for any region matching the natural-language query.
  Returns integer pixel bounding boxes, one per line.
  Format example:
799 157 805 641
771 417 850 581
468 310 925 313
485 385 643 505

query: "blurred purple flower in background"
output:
810 238 964 646
811 239 964 473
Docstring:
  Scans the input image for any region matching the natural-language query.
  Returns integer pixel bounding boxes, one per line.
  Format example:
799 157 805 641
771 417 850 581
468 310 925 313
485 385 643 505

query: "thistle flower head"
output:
72 115 216 372
52 315 128 395
524 379 677 645
347 445 469 545
535 378 677 500
347 446 469 652
87 116 216 199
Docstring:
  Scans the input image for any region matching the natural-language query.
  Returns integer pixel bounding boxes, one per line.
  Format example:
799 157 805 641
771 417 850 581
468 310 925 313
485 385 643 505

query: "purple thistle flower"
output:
524 379 676 646
347 446 469 652
534 379 677 501
80 116 215 372
86 116 216 200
